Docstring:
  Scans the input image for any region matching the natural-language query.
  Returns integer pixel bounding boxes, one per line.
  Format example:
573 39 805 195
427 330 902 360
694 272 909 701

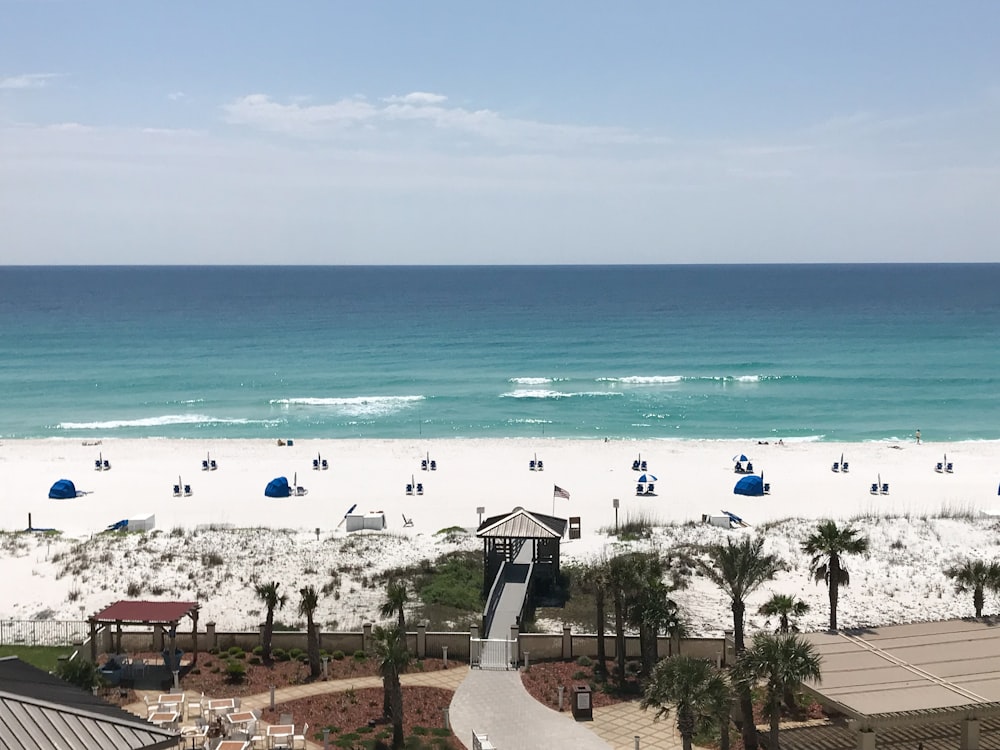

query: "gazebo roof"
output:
477 508 566 539
91 600 198 625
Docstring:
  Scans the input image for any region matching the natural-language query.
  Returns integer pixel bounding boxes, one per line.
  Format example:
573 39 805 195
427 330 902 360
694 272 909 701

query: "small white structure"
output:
345 512 386 532
127 514 155 531
703 514 734 529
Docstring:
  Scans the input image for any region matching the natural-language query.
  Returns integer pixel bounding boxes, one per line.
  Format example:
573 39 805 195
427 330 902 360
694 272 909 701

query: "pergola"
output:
88 600 199 666
800 619 1000 750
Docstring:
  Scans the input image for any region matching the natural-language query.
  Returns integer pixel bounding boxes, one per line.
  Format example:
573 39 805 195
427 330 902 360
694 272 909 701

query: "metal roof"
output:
0 658 176 750
477 508 566 538
91 600 198 624
802 618 1000 728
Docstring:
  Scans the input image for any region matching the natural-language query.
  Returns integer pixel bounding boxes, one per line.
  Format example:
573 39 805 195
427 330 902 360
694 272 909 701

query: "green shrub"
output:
249 656 262 665
252 645 264 656
55 658 100 690
289 648 303 659
332 650 345 660
226 659 246 683
272 647 288 661
353 649 366 661
576 655 592 667
573 670 588 680
227 646 244 657
208 647 219 655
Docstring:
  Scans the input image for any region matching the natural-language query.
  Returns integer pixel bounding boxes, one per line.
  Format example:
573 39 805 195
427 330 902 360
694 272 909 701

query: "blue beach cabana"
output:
734 474 764 497
48 479 80 499
264 476 291 498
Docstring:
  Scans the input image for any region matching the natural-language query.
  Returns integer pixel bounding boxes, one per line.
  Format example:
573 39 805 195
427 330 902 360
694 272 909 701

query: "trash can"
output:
572 684 593 720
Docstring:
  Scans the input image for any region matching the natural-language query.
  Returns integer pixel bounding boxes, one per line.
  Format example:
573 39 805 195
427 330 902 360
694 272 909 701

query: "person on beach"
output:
916 429 921 444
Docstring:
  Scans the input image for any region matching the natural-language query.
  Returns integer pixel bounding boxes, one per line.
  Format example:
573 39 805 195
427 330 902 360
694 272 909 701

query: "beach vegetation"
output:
353 649 366 661
255 580 287 663
272 647 289 661
332 650 345 660
758 594 810 634
380 580 410 631
55 656 102 691
125 581 143 597
602 510 659 541
225 658 246 683
734 632 822 750
945 559 1000 617
298 585 322 678
202 551 224 567
698 535 782 750
641 654 732 750
801 520 870 631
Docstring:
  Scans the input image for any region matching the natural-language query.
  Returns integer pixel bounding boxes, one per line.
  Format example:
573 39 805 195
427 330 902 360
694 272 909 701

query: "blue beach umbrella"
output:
264 476 291 498
638 474 658 483
732 454 749 463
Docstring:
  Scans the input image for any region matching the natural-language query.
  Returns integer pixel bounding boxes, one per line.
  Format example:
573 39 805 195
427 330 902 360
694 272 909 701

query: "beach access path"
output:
126 665 706 749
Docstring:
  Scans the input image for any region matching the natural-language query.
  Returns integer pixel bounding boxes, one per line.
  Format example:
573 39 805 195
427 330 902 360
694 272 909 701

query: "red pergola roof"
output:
91 600 198 624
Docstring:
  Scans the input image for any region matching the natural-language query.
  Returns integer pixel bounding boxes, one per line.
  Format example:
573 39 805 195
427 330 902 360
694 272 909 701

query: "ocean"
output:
1 265 998 442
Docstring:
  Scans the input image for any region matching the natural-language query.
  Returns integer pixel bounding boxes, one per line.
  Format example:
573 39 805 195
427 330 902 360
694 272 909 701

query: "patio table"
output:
147 710 179 727
156 693 186 718
266 724 294 749
206 697 237 717
215 742 250 750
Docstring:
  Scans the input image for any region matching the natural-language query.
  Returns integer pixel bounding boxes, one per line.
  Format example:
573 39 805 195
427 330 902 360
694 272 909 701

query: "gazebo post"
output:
89 617 98 663
115 621 123 654
191 607 199 666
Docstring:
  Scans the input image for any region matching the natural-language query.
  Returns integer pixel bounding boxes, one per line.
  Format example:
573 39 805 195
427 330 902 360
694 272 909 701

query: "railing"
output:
471 638 516 670
0 619 88 646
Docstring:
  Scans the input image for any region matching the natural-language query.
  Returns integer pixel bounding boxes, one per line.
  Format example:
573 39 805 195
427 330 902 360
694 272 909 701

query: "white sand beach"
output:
1 437 998 636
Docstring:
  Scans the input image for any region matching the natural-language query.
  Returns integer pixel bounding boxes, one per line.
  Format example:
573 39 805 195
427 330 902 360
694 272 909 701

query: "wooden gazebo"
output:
476 507 567 596
88 600 199 666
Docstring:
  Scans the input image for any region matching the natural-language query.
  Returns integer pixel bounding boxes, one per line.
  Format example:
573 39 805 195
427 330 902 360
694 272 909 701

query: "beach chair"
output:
405 483 414 495
103 460 110 470
312 459 320 470
935 462 943 473
421 459 428 471
537 460 544 471
881 483 890 495
295 486 308 496
745 462 754 473
645 483 655 495
640 460 648 471
946 462 954 473
210 459 218 470
173 484 182 497
402 514 413 528
529 459 536 470
416 483 424 495
763 483 771 494
734 462 744 474
202 459 210 471
832 462 840 472
841 462 849 472
636 483 644 496
430 460 437 470
632 459 640 471
95 459 103 470
184 484 192 496
870 483 879 494
321 459 328 470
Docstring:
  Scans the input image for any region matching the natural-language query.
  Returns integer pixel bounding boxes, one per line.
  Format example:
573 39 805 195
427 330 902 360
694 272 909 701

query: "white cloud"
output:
0 73 59 90
222 94 377 135
382 92 448 105
167 91 186 101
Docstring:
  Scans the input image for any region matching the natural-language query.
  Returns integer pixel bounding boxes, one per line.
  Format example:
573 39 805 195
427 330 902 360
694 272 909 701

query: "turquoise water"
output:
1 265 998 441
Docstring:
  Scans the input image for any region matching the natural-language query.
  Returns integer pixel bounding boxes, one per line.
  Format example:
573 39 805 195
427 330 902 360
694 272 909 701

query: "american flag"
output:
553 485 570 500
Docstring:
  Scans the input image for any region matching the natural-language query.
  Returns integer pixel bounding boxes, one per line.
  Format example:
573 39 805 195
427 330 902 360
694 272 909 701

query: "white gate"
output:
471 637 516 670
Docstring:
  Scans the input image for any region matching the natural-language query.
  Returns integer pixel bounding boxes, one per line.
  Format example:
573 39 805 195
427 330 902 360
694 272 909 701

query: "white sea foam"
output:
598 376 684 385
506 418 554 424
270 395 425 418
57 415 283 429
507 377 553 385
499 389 624 399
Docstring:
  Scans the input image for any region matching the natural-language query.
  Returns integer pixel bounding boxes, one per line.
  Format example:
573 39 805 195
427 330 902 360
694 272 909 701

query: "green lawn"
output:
0 645 76 672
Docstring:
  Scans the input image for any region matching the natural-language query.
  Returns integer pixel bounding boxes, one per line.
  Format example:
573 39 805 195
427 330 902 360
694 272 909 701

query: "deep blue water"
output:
1 265 998 441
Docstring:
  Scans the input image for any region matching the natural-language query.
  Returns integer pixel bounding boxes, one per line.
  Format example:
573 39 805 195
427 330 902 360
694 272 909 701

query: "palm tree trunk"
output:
829 555 840 631
263 608 274 663
306 615 320 677
614 587 626 684
678 710 695 750
391 672 404 749
769 712 780 750
975 585 984 617
595 589 607 679
779 613 789 634
719 706 731 750
732 600 758 749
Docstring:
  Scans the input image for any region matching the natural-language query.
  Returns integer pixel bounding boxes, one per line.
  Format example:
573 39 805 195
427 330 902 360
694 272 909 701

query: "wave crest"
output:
500 390 624 399
57 415 283 429
270 395 424 417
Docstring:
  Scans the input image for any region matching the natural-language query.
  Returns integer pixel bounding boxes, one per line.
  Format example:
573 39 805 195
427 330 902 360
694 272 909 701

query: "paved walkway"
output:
125 664 708 750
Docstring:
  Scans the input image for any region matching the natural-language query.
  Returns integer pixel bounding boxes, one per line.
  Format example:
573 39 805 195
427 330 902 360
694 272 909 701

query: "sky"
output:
1 2 998 265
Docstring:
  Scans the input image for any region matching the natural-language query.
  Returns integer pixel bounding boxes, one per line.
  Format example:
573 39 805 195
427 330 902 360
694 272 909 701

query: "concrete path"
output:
449 669 612 750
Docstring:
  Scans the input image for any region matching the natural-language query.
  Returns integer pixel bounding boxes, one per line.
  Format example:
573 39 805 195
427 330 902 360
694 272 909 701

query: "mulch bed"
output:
520 658 639 711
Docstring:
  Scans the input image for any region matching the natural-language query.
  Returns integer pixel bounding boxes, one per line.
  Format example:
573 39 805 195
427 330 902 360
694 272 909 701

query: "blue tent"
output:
734 475 764 497
265 476 291 498
49 479 79 499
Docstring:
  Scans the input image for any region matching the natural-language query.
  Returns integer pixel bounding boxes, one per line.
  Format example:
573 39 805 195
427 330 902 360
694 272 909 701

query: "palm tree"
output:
372 624 410 748
698 535 782 750
380 579 410 631
801 520 870 631
946 559 1000 617
580 557 611 679
607 553 636 684
641 655 731 750
735 633 822 750
254 581 287 663
758 593 810 634
297 585 321 678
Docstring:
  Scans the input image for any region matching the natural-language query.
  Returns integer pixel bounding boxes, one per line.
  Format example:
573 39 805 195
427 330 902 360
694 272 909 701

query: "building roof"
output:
477 508 566 539
0 657 176 750
802 618 1000 729
91 600 198 625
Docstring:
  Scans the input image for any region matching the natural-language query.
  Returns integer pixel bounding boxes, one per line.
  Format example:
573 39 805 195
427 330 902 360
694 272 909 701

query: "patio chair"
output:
184 484 193 496
946 462 954 473
745 462 754 473
293 722 309 750
763 483 771 494
188 693 204 718
279 713 293 726
870 483 879 494
734 462 744 473
312 458 320 470
640 460 648 471
95 459 103 470
103 460 111 470
172 484 182 497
